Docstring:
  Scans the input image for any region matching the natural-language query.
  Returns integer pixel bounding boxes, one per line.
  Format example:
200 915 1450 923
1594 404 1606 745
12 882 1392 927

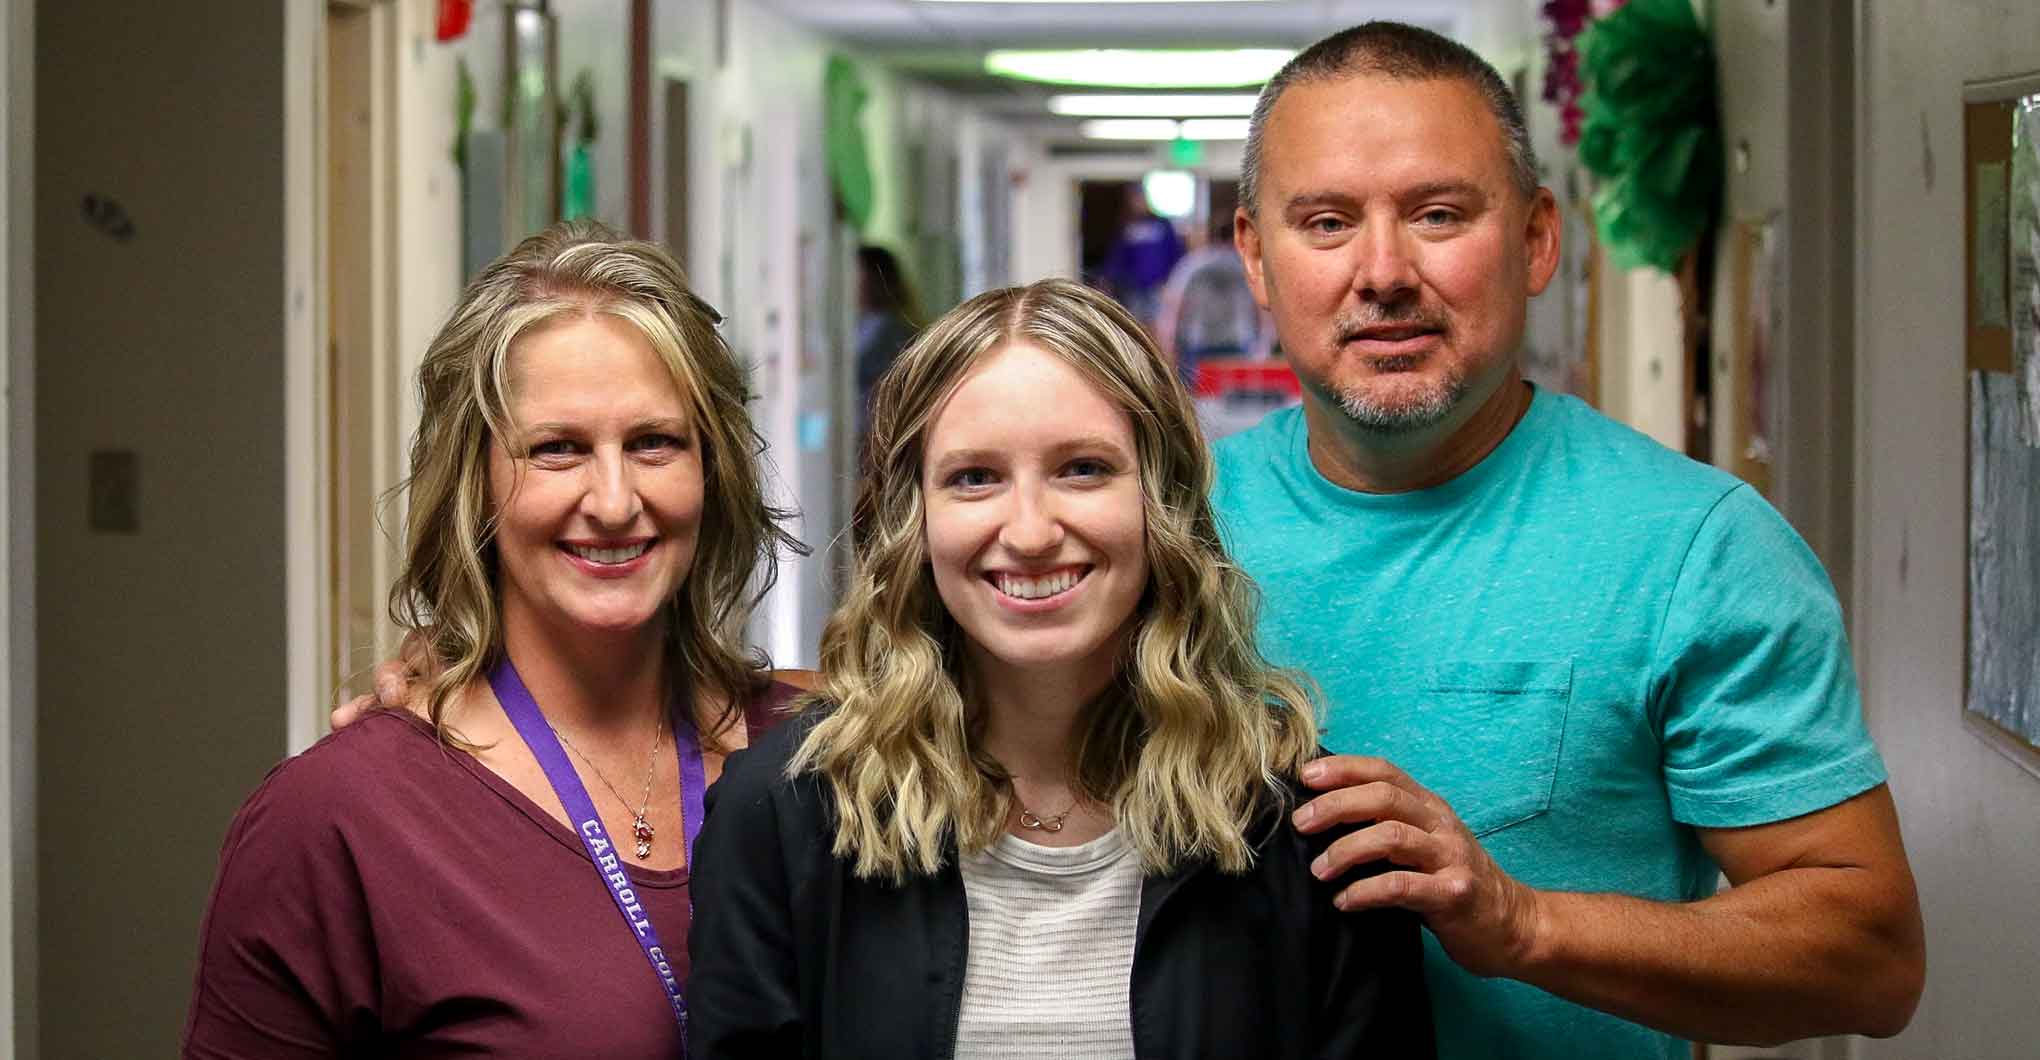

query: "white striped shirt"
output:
954 829 1142 1060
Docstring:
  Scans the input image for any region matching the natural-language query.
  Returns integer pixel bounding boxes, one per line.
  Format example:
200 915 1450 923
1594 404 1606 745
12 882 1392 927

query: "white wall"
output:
391 0 466 467
1708 0 1787 479
650 0 848 666
1854 4 2040 1058
1593 263 1686 449
1706 1 1856 591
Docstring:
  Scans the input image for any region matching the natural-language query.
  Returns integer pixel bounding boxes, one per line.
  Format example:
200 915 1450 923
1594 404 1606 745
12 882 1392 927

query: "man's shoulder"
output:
1212 405 1302 480
1533 391 1746 509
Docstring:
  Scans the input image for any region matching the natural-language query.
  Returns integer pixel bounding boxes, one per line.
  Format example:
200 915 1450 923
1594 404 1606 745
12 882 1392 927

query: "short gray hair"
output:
1240 21 1539 216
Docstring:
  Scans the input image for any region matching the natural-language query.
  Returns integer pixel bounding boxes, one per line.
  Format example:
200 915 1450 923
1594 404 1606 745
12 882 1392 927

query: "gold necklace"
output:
1016 788 1076 833
551 711 665 859
1017 803 1074 832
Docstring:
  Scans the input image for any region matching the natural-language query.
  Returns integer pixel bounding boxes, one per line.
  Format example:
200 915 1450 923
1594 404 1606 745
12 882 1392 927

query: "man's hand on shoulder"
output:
329 633 435 730
1293 754 1545 979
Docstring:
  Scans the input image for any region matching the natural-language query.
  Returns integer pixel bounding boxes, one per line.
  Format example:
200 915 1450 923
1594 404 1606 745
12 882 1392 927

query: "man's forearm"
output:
1510 865 1925 1046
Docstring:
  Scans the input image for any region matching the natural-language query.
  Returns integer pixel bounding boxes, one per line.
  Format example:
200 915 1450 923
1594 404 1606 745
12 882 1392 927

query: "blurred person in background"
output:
185 222 809 1058
1098 183 1186 329
1155 215 1273 389
854 243 921 440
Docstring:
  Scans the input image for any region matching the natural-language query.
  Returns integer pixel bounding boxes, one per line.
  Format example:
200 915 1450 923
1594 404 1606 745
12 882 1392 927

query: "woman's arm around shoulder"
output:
688 710 829 1059
1291 779 1436 1059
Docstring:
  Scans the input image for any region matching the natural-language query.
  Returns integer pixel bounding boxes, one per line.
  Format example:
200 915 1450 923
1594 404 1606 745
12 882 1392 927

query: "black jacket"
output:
687 714 1434 1059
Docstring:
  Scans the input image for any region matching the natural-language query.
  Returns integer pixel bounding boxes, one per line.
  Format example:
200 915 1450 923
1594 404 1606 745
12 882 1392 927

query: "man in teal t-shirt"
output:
1233 22 1925 1057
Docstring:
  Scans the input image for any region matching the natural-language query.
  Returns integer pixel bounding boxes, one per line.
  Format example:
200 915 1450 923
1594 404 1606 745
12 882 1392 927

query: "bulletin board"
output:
1962 80 2040 773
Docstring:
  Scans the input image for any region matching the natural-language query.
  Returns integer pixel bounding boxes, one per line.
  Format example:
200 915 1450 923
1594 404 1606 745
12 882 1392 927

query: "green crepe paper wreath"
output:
1576 0 1723 273
824 55 876 232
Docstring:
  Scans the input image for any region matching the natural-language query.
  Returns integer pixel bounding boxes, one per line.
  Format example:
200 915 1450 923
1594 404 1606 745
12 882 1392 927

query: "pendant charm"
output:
1018 809 1066 833
633 815 655 859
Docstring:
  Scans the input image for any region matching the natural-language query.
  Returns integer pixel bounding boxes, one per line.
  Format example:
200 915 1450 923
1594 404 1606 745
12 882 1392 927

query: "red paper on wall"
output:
436 0 473 43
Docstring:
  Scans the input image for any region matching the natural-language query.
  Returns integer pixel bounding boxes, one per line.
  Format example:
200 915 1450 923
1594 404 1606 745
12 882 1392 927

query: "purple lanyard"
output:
488 656 708 1047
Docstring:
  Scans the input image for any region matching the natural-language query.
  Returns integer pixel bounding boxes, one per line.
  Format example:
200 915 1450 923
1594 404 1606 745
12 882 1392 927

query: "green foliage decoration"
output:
453 56 476 169
824 55 876 231
1576 0 1723 273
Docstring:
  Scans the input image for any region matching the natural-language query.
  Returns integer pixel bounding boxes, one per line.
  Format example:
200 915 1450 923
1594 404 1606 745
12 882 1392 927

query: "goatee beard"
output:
1332 375 1468 434
1325 308 1465 434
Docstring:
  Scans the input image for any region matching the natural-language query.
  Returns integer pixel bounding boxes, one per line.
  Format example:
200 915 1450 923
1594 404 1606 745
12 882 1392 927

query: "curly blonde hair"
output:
386 220 803 747
790 278 1318 881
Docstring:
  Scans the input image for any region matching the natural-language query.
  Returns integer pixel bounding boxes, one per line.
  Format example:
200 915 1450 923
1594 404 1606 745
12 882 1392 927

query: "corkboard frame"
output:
1961 74 2040 778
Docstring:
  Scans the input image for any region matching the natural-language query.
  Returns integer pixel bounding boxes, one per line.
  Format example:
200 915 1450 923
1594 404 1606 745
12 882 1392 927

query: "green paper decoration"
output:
1576 0 1723 273
567 69 600 146
561 70 598 221
453 56 476 168
563 143 594 221
824 55 875 231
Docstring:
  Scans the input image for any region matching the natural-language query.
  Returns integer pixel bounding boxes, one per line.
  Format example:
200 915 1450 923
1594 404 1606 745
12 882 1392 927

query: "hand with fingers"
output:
1292 753 1545 980
330 631 436 730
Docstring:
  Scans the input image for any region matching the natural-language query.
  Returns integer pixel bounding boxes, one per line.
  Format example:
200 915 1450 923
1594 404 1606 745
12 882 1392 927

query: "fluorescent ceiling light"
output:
1079 119 1183 141
987 48 1293 89
1049 94 1259 118
1080 117 1251 142
1143 170 1198 219
1180 118 1250 140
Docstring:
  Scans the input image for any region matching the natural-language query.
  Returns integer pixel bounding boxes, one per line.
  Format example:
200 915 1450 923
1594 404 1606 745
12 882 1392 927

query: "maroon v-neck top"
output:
183 682 799 1059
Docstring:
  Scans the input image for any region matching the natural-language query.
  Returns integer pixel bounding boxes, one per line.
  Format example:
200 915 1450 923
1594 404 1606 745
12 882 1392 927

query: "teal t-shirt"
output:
1212 390 1887 1060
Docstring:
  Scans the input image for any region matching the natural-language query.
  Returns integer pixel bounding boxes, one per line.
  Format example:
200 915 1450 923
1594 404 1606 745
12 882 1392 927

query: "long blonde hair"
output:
386 220 803 746
790 278 1318 881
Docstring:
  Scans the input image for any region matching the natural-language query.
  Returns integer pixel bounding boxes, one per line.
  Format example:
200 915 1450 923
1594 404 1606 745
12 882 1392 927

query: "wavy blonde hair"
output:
386 220 803 747
790 278 1318 881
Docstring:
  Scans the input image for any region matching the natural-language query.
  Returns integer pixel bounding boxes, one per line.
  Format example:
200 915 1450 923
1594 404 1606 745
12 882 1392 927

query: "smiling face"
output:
920 342 1149 687
489 312 705 644
1238 72 1558 436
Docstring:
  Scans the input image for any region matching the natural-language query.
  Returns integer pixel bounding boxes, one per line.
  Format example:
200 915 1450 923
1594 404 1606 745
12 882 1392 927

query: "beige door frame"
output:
288 0 408 753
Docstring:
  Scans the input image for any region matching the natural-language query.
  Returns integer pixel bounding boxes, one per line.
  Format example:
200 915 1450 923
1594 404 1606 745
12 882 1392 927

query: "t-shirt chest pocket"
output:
1424 660 1575 837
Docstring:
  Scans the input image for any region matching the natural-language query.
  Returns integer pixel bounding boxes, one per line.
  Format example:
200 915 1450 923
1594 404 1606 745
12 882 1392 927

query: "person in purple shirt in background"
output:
1098 183 1186 328
184 221 812 1058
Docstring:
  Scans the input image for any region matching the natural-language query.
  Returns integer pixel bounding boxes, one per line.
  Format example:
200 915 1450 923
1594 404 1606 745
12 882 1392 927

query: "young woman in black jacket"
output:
687 279 1432 1059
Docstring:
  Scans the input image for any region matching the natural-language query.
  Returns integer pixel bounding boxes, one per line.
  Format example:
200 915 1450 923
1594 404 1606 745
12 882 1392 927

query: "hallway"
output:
3 2 2037 1057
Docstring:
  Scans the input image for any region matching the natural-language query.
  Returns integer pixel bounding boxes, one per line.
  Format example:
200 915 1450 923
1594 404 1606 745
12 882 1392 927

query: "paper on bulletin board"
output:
1968 371 2040 749
1966 99 2014 374
1977 160 2010 330
2013 96 2040 445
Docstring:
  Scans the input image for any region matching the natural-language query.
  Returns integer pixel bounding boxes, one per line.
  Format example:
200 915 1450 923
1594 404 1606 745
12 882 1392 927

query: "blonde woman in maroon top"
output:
184 221 804 1058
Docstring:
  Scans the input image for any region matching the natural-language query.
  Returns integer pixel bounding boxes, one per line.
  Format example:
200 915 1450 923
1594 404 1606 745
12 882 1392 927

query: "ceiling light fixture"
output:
1179 118 1251 140
1078 117 1250 142
987 48 1293 89
1078 119 1183 141
1048 94 1260 118
1142 170 1198 219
